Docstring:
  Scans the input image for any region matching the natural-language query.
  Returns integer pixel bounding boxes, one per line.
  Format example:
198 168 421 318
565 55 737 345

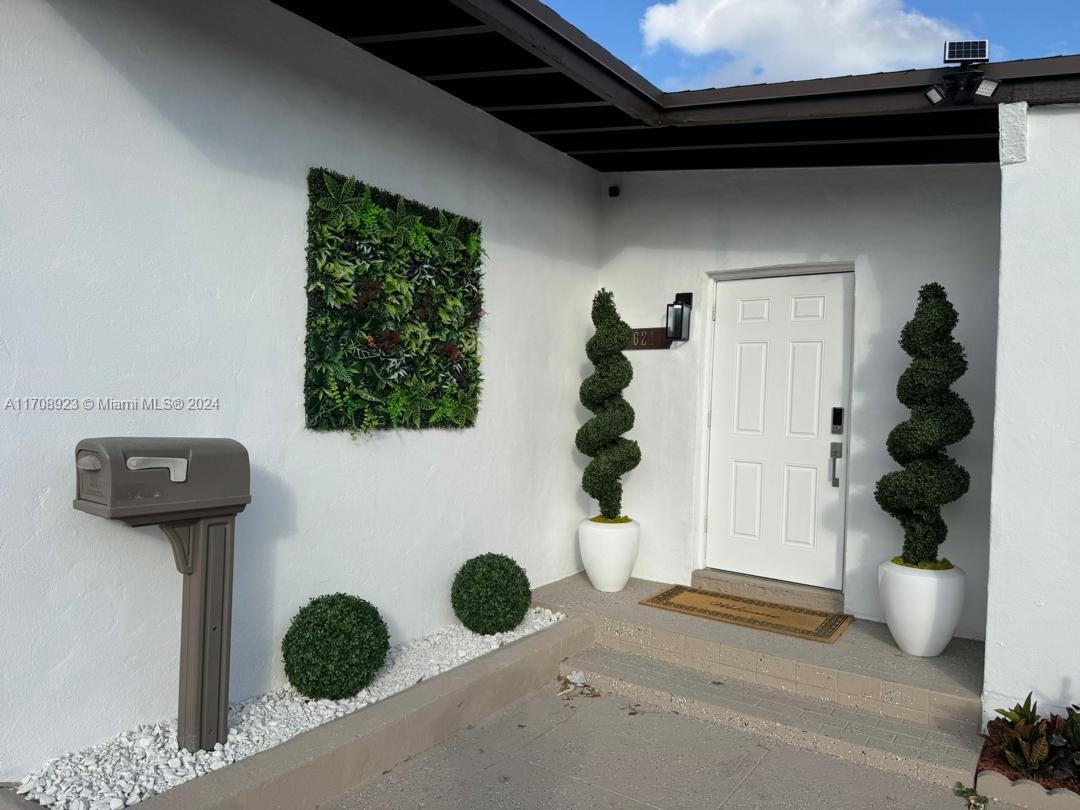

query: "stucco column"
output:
984 101 1080 722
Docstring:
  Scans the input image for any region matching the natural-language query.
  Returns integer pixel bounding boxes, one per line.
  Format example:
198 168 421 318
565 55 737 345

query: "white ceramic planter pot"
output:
878 560 966 657
578 518 640 592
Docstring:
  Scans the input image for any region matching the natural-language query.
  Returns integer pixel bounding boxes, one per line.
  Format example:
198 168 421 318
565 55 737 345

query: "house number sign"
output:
625 327 673 351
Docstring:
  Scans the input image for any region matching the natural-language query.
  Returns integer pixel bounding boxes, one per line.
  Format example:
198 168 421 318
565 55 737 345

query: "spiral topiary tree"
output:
575 289 641 520
875 283 974 567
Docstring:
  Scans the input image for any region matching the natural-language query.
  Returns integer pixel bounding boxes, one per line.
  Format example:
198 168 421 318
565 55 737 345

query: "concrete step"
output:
534 575 983 731
561 646 983 788
690 568 844 613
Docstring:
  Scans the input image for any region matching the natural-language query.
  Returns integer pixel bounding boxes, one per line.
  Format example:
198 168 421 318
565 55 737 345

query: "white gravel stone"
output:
17 608 562 808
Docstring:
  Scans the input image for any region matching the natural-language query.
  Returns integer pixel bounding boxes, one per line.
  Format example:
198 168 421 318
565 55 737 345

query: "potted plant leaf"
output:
575 289 641 592
875 283 973 656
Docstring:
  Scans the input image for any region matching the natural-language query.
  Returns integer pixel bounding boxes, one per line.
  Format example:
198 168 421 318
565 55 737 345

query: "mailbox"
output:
73 437 251 753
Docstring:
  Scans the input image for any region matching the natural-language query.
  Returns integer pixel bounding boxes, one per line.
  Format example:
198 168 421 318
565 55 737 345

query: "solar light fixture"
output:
944 40 989 65
926 40 998 106
665 293 693 342
975 77 1000 98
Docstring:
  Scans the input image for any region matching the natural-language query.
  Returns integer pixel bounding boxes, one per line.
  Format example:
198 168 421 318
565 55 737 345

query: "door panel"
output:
706 273 853 590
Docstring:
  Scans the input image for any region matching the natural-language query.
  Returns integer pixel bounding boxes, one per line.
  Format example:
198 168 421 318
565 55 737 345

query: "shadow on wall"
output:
843 266 903 623
571 360 594 522
570 388 591 574
844 265 994 641
44 0 593 264
229 465 295 700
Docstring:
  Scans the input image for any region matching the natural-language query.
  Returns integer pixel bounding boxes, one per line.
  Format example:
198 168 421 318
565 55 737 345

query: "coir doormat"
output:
641 585 853 644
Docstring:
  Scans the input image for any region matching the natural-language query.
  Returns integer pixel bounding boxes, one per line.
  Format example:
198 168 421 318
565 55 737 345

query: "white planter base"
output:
578 518 640 592
878 560 965 657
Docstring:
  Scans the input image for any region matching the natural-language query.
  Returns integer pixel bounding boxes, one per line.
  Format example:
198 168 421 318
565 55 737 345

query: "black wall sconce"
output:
666 293 693 342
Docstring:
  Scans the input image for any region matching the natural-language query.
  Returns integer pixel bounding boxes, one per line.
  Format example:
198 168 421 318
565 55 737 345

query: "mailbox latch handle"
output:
127 456 188 482
77 453 103 471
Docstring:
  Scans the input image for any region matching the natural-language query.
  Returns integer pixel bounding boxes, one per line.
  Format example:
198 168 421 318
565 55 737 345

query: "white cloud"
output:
641 0 966 89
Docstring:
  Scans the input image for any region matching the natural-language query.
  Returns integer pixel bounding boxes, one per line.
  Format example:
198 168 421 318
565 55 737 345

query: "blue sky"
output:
544 0 1079 91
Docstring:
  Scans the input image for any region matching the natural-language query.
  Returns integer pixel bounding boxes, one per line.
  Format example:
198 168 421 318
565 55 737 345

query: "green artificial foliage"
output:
987 695 1080 782
1066 706 1080 751
1004 725 1051 777
281 593 389 700
996 693 1042 727
575 289 641 519
875 283 973 566
451 553 531 635
303 168 484 433
1045 712 1080 780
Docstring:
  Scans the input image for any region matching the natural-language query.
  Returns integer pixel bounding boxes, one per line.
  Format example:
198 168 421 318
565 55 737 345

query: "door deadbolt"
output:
831 407 845 435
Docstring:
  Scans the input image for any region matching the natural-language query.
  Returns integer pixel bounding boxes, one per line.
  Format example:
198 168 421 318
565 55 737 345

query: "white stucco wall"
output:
984 103 1080 719
0 0 1021 779
0 0 601 778
598 166 1001 637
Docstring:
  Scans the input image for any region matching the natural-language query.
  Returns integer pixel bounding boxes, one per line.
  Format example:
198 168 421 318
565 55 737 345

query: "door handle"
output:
829 443 843 487
126 456 189 482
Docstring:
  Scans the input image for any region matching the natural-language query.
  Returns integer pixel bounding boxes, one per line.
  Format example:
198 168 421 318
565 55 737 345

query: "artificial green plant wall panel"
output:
304 168 484 432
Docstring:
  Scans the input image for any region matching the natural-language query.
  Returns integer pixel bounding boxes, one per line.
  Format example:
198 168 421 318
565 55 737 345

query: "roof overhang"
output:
272 0 1080 171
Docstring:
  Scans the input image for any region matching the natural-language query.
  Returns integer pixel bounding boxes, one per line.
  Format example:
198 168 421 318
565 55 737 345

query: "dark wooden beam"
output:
578 137 998 172
348 25 490 45
485 0 663 101
360 32 549 77
271 2 1080 171
447 0 660 125
421 66 559 81
435 72 602 107
659 54 1080 109
999 76 1080 105
529 124 655 136
539 108 998 152
568 132 997 157
273 0 480 39
659 90 1002 126
489 105 647 132
483 100 612 112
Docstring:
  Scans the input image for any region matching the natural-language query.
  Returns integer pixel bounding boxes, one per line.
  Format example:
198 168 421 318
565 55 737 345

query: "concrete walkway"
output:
330 682 1002 810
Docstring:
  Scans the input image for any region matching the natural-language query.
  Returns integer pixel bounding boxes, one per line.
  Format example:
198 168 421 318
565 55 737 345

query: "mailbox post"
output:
73 437 251 752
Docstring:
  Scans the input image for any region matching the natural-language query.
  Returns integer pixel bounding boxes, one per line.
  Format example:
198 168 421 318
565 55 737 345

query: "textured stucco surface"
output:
985 104 1080 722
999 102 1029 166
0 0 1020 781
0 0 600 779
597 166 1001 638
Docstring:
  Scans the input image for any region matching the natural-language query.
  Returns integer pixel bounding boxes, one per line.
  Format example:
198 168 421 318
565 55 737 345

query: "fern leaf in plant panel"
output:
302 167 484 433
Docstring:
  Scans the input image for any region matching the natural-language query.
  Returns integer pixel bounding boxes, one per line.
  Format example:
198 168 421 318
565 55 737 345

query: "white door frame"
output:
689 262 856 585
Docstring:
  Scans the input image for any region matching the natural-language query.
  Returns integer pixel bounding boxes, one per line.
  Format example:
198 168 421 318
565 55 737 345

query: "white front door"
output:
705 272 853 590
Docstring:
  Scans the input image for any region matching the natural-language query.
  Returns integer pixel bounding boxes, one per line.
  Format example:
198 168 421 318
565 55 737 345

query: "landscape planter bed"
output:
976 739 1080 809
4 613 592 810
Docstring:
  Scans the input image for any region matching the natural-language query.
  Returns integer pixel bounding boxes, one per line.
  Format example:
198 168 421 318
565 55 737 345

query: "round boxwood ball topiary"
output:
451 553 531 635
282 593 389 700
